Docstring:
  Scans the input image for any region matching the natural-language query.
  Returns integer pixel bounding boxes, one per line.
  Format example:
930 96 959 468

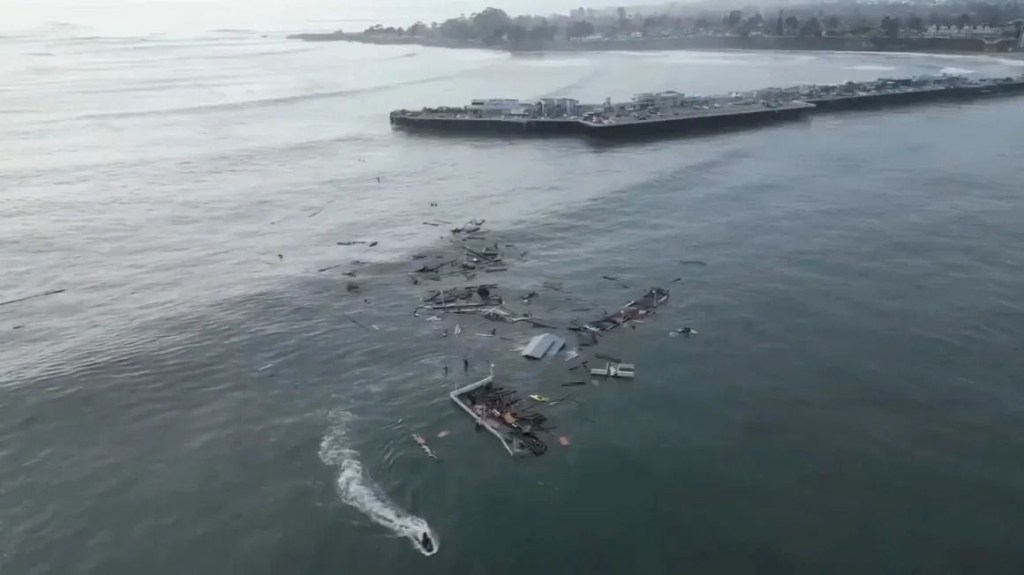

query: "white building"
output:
632 90 685 107
536 97 580 117
467 98 532 116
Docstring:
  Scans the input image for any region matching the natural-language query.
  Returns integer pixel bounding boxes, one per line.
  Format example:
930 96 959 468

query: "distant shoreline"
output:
288 31 1023 57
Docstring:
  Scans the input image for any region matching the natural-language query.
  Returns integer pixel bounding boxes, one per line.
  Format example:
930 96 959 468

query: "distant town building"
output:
923 24 1002 38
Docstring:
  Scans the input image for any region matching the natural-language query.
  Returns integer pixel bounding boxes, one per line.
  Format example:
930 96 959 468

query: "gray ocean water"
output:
3 26 1024 575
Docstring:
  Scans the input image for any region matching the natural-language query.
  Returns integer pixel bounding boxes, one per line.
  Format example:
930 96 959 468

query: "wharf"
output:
389 74 1024 141
390 101 813 137
805 79 1024 110
581 101 812 138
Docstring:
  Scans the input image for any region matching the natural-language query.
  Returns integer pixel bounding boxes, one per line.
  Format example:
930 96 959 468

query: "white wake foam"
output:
318 410 438 556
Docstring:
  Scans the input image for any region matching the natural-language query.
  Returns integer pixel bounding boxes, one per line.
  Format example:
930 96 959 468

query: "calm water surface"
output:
2 24 1024 575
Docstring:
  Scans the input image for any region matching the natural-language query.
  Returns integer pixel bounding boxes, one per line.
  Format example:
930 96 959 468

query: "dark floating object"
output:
680 260 708 266
0 289 66 307
344 313 370 330
583 288 670 332
601 275 629 288
422 284 497 305
308 201 334 217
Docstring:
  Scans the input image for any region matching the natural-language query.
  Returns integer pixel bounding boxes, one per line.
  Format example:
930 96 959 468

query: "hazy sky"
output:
1 0 637 35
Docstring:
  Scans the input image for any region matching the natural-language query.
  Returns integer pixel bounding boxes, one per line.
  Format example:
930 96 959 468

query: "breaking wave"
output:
318 410 438 556
71 69 478 120
940 66 976 75
987 57 1024 67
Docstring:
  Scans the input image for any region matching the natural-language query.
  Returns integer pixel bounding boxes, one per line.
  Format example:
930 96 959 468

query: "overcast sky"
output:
2 0 649 34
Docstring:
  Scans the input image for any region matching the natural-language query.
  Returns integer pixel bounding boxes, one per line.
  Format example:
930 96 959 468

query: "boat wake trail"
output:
318 410 438 557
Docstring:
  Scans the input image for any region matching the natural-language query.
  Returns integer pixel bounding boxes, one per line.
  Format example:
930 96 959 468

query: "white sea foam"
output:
318 410 438 556
845 64 899 72
514 57 591 68
986 57 1024 67
940 67 976 75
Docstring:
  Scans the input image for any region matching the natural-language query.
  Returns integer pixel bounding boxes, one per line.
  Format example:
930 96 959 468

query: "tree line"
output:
364 8 557 45
360 2 1024 44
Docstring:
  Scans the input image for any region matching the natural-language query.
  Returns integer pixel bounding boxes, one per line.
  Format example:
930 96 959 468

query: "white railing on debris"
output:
448 365 518 457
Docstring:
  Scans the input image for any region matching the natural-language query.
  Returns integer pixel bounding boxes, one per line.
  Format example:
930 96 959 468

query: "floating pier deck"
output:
449 367 551 457
449 369 519 456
